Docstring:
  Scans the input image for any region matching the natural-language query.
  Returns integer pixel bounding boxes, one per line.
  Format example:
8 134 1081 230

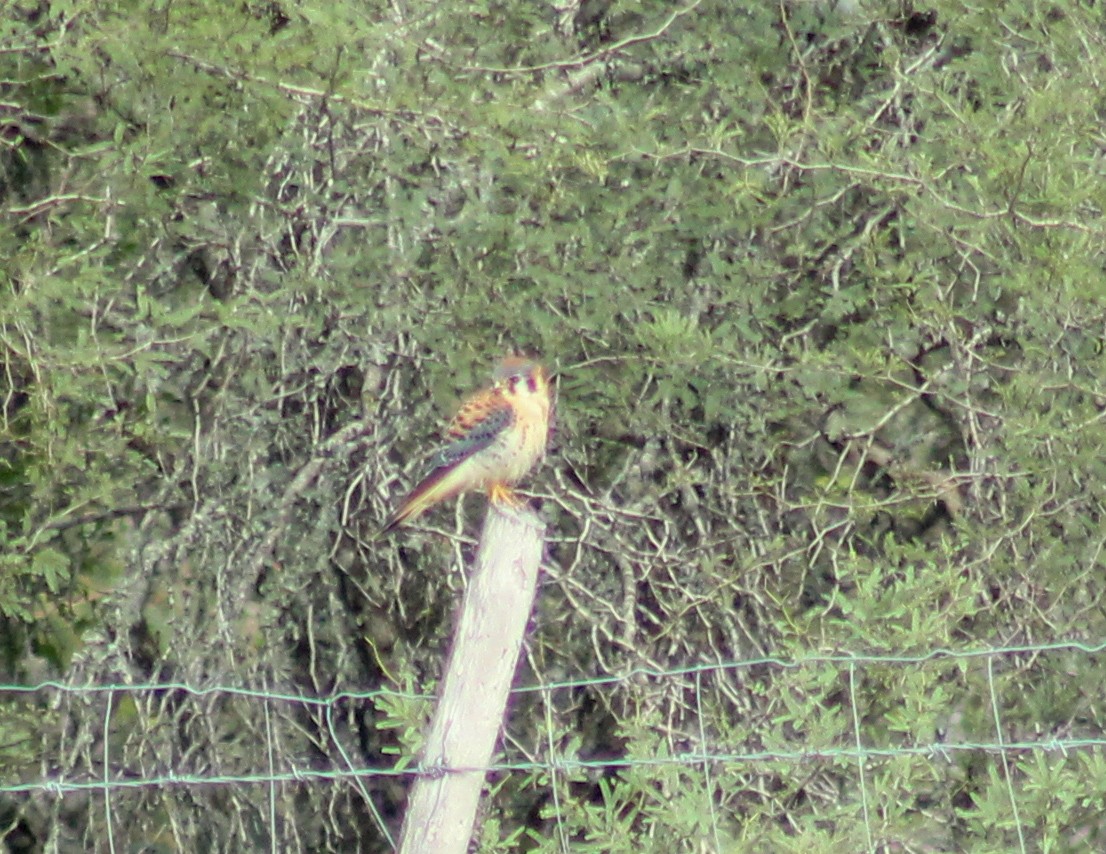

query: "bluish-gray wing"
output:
428 404 513 469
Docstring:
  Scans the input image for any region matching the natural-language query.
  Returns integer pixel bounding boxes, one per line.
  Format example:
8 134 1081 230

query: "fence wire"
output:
4 639 1106 851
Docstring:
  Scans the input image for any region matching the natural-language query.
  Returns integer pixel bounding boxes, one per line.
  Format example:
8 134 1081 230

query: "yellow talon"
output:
488 482 523 508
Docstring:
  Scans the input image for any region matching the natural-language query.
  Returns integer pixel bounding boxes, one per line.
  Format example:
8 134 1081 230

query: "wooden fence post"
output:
397 503 545 853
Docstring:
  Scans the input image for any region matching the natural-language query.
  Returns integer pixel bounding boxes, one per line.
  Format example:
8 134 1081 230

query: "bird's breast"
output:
488 393 550 484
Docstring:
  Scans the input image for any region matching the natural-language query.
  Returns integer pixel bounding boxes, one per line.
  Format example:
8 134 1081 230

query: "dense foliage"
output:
3 0 1106 850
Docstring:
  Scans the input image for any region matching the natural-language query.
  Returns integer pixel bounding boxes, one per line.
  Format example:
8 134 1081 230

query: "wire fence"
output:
4 638 1106 851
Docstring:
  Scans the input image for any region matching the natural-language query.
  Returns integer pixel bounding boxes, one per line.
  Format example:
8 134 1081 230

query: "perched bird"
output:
380 356 553 534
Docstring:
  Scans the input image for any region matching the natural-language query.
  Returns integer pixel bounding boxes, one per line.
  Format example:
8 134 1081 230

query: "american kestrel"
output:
380 356 553 534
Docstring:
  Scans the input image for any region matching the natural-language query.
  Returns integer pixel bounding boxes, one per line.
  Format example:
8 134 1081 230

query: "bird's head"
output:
493 356 549 399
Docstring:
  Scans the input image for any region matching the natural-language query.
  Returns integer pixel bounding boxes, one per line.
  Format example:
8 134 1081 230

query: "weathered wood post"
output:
397 503 545 852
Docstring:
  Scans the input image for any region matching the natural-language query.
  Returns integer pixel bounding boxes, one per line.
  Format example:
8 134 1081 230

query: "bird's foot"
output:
488 482 525 509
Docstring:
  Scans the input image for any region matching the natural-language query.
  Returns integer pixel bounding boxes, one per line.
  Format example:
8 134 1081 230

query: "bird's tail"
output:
379 464 468 535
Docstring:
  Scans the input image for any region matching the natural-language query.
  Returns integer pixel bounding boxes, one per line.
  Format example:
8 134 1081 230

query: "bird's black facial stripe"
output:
502 369 538 394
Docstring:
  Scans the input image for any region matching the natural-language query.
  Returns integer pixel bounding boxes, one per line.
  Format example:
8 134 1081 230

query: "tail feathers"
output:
379 463 469 535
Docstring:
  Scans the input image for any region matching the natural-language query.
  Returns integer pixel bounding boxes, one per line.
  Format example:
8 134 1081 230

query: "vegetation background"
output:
3 0 1106 850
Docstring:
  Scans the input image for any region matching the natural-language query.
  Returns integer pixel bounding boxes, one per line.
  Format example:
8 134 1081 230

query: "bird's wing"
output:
431 391 514 468
378 392 514 534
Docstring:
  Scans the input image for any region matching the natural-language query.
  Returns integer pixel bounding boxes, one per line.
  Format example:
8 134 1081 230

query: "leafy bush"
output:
3 0 1106 850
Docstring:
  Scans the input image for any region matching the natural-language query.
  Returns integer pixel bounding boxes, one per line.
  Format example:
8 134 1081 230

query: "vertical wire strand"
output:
848 663 874 852
987 658 1027 854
